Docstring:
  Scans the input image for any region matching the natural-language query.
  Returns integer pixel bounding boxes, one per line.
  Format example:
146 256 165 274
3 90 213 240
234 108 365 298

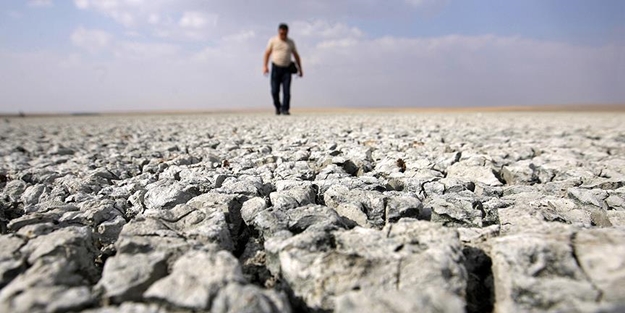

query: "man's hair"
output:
278 23 288 31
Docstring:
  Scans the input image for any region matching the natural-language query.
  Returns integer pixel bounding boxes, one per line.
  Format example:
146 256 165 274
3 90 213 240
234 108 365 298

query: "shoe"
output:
275 109 281 115
282 111 290 115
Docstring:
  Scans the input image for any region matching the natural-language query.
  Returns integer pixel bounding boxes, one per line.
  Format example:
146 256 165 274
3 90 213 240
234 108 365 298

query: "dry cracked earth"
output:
1 112 625 313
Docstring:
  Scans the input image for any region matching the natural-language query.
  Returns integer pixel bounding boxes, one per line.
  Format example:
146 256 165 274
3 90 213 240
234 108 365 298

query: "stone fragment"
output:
446 163 503 186
590 209 613 227
97 252 168 302
3 285 94 313
335 288 465 313
323 185 387 228
241 197 268 225
143 179 199 210
501 161 541 185
82 302 169 313
0 256 97 313
143 203 234 251
3 180 26 203
20 184 46 206
428 192 498 228
265 219 467 311
286 204 356 233
20 226 99 280
490 228 602 313
269 185 317 210
144 249 245 310
217 175 265 196
0 235 25 288
211 283 292 313
573 228 625 303
97 215 127 245
385 193 425 223
568 187 609 209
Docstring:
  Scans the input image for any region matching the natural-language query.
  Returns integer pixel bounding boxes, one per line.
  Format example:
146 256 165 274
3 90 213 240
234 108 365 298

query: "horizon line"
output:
1 103 624 117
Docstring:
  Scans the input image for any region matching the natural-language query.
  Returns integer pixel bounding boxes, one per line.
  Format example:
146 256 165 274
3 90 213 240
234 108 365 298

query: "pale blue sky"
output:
1 0 623 113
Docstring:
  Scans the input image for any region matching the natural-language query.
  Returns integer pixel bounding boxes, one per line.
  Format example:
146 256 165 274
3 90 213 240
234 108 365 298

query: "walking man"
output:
263 23 303 115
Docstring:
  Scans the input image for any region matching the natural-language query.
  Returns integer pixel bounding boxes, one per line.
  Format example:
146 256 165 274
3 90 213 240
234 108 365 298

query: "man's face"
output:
278 28 288 40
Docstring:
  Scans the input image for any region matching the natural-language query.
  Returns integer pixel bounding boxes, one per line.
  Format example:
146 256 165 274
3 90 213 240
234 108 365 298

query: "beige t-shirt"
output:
267 36 297 67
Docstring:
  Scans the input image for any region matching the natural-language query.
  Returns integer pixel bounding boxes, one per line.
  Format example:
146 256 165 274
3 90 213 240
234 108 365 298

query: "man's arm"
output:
293 50 303 77
263 48 271 75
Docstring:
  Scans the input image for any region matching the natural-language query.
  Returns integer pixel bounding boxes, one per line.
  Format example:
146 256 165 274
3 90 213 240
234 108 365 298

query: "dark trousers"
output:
271 63 292 113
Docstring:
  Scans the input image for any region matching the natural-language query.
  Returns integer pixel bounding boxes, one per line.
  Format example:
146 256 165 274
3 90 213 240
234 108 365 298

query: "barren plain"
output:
1 112 625 313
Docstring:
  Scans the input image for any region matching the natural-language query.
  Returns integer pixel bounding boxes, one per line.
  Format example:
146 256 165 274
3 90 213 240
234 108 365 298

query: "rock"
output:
58 199 125 228
142 203 234 251
143 179 199 210
3 180 26 203
607 211 625 227
187 192 247 250
423 179 446 196
323 185 387 228
385 177 405 191
432 152 461 172
428 192 498 228
335 288 465 313
217 175 266 196
446 163 503 186
606 189 625 210
540 197 590 226
211 283 292 313
20 226 99 281
114 217 195 258
334 203 369 227
0 235 25 288
573 228 625 303
590 209 613 227
49 145 75 156
568 187 609 209
315 164 351 180
8 203 80 231
240 197 268 225
144 249 245 310
2 285 94 313
581 178 625 191
265 219 467 311
385 193 425 223
15 222 56 239
269 185 317 210
97 215 126 245
97 252 168 302
501 161 541 185
82 302 169 313
457 224 500 245
247 209 290 238
20 184 46 206
0 257 96 313
490 227 602 313
497 205 551 236
286 204 356 233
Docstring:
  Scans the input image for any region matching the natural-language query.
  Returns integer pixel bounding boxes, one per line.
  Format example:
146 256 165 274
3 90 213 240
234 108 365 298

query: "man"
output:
263 23 303 115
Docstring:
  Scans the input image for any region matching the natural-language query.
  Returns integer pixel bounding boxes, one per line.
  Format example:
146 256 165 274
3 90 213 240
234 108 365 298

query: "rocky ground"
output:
1 112 625 313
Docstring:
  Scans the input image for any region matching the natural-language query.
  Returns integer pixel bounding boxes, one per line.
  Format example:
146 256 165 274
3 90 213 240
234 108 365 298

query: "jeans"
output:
271 63 292 113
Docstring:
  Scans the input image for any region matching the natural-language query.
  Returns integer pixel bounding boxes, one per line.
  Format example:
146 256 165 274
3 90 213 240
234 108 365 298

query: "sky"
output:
0 0 624 113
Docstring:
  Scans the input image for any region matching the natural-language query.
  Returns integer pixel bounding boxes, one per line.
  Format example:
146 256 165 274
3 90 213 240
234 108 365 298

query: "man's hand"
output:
263 66 269 76
293 51 302 78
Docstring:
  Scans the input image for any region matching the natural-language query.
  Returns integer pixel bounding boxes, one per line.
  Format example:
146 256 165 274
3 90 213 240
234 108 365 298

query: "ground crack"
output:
570 231 604 303
463 245 494 313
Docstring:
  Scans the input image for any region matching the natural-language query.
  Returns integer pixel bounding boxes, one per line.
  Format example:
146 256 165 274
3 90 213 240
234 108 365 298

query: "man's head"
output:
278 23 288 40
